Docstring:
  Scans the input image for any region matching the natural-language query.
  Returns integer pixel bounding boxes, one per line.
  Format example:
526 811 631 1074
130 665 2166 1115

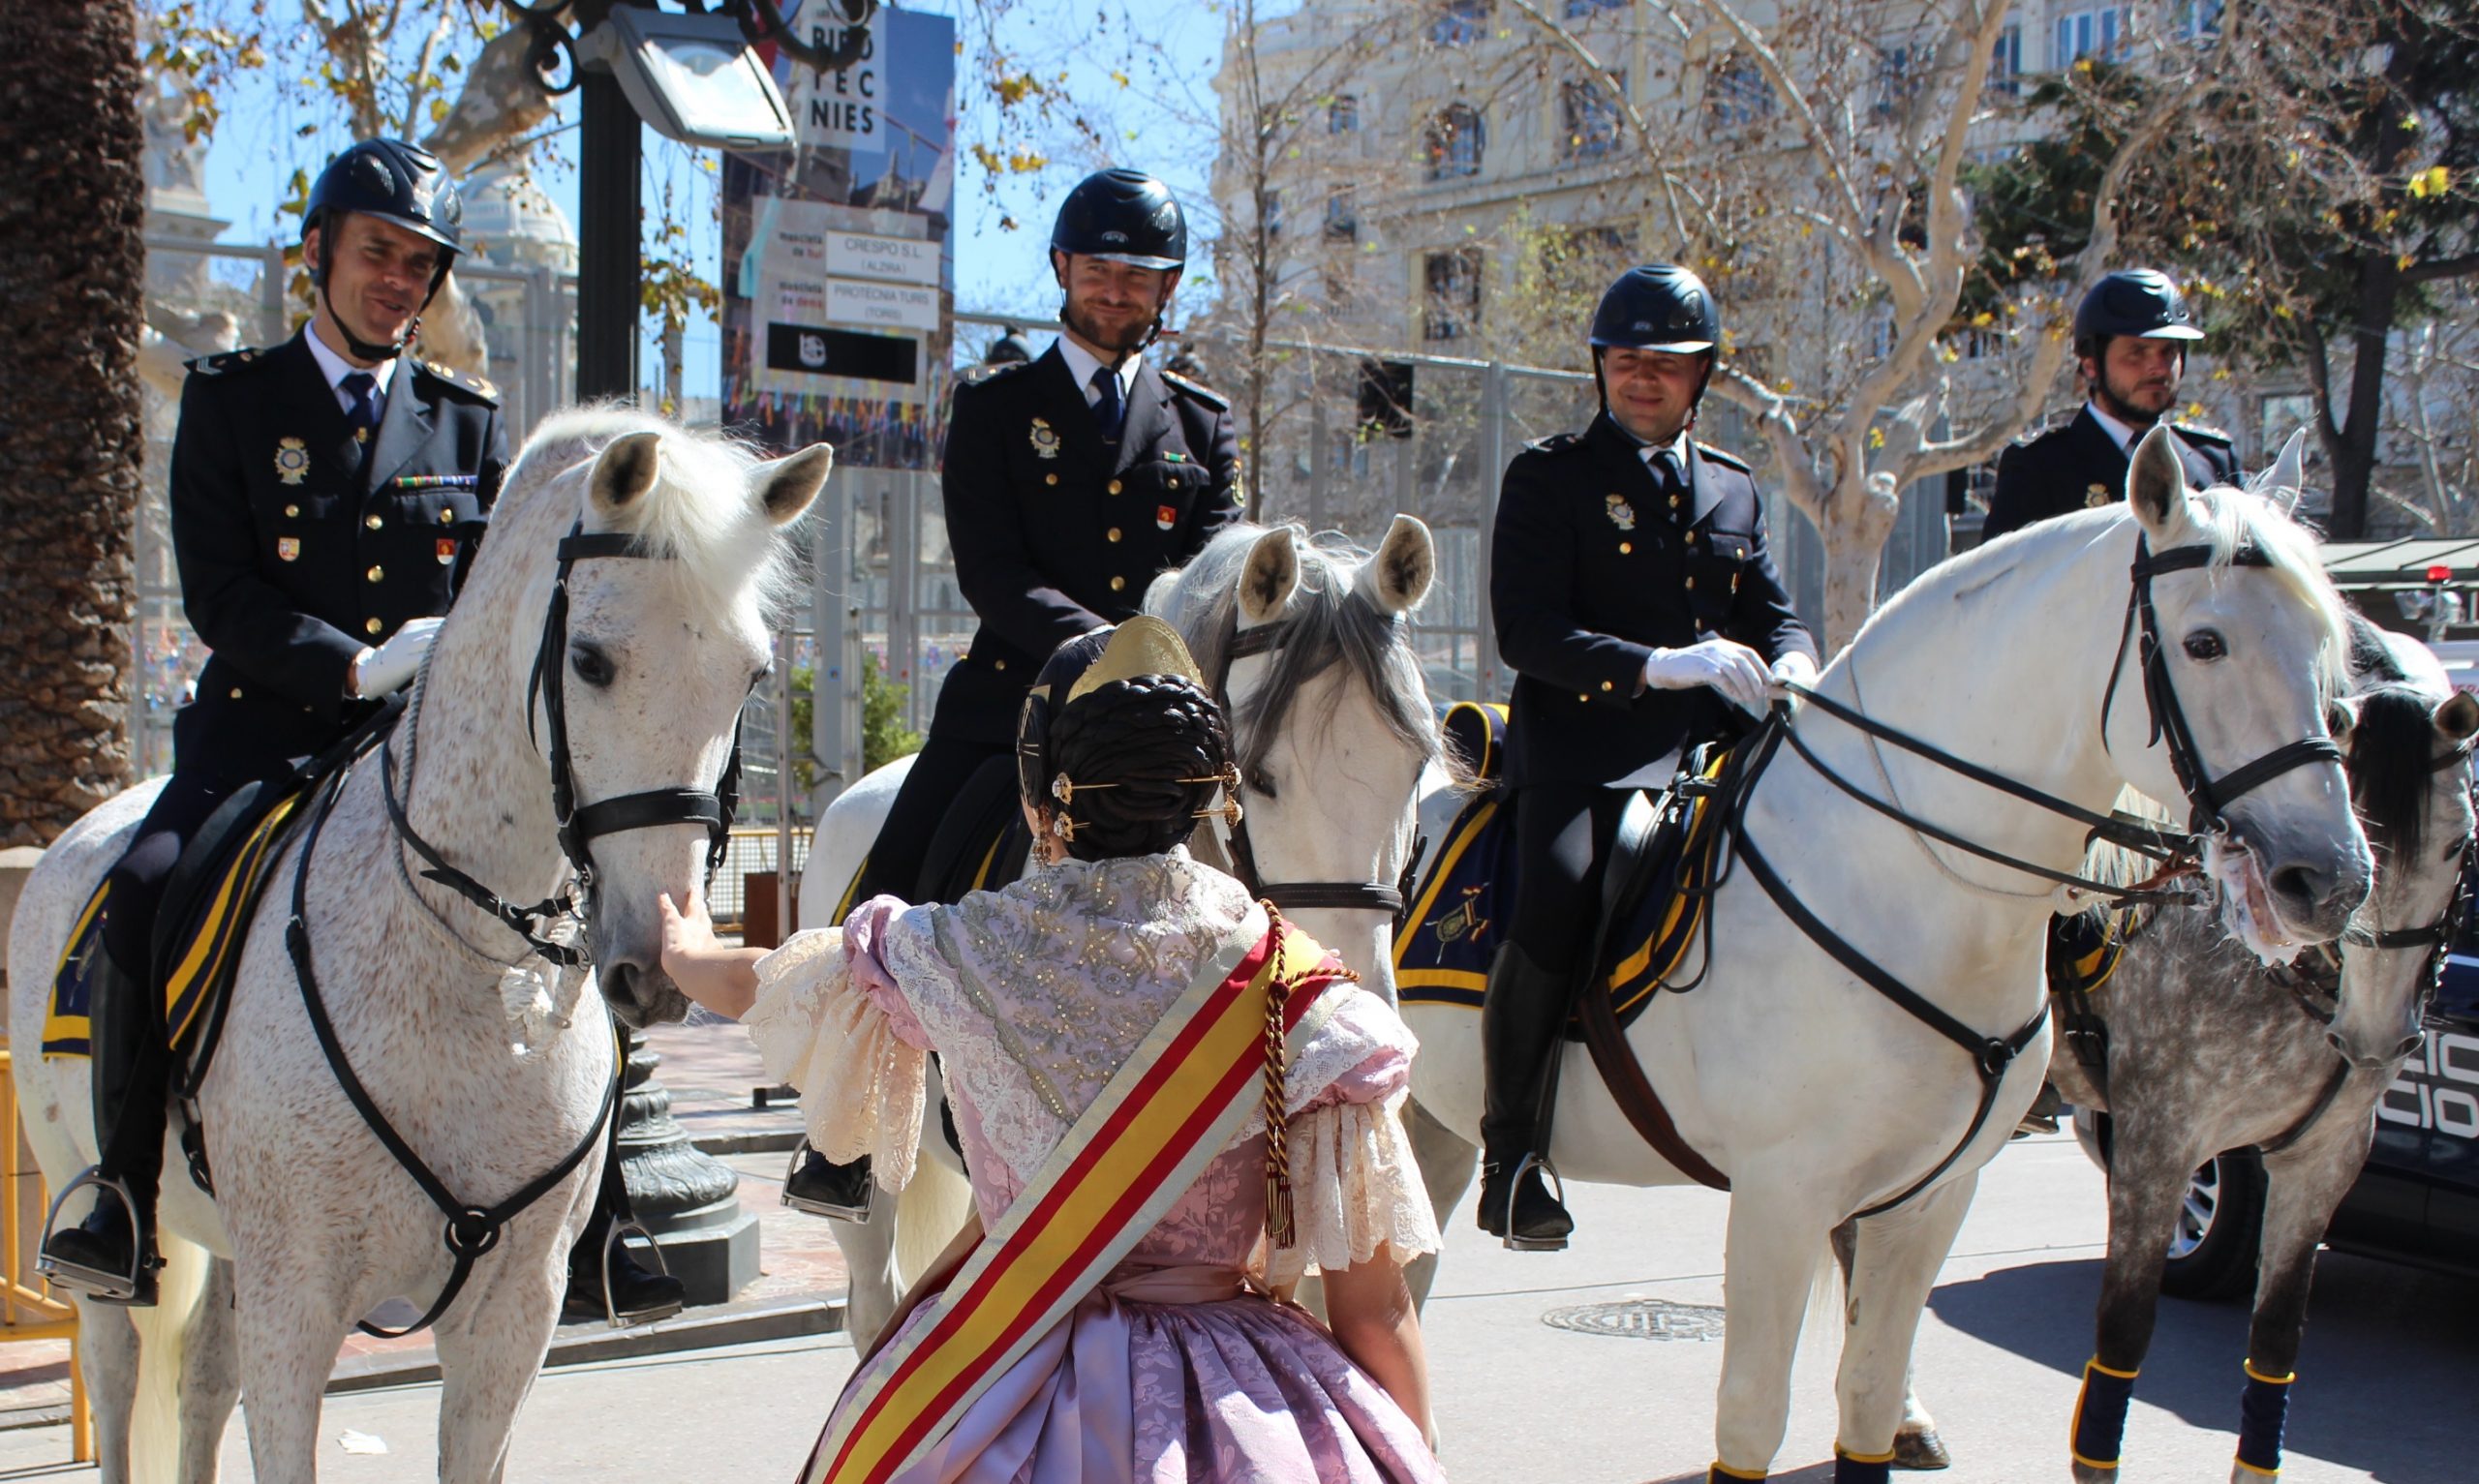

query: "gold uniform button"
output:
1668 495 1681 508
364 618 383 635
1619 541 1633 555
1685 576 1697 591
365 565 383 583
1110 575 1127 592
439 508 455 525
1601 681 1614 692
1686 530 1698 544
1107 479 1123 496
1107 528 1122 543
365 514 383 530
228 687 243 700
994 659 1007 672
1045 472 1059 487
284 503 300 518
1576 693 1589 703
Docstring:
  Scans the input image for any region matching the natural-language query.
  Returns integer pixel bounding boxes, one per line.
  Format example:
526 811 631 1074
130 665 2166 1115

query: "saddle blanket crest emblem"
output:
1606 494 1637 530
1029 417 1061 459
1155 503 1177 530
275 437 312 486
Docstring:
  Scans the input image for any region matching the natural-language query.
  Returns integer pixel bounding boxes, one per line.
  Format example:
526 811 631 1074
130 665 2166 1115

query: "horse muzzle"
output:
591 917 692 1028
2212 817 2372 958
2325 1026 2424 1071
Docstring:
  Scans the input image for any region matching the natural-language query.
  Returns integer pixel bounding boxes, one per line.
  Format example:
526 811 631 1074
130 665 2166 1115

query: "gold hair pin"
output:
1052 775 1117 805
1193 797 1243 828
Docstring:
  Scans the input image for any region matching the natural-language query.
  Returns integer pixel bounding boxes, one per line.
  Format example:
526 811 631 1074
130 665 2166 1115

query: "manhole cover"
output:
1542 1297 1728 1341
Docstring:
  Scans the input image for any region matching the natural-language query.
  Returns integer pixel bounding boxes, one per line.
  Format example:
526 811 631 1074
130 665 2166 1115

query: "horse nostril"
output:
2395 1032 2426 1060
2269 863 2322 908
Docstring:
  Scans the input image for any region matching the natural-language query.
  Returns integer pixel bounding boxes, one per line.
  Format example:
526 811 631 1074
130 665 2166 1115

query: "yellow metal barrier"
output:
0 1046 93 1463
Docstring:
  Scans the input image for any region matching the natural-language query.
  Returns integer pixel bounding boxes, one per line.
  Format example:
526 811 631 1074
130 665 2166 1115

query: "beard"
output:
2095 365 2178 429
1060 294 1155 355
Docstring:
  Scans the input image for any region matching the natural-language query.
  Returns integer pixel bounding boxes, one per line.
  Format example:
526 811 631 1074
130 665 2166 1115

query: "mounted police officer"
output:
41 139 673 1322
1482 265 1818 1248
1982 269 2239 542
782 167 1243 1217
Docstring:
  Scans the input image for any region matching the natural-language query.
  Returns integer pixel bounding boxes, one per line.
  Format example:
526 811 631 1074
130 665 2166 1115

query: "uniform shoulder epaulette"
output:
184 346 275 378
1161 370 1228 412
961 358 1032 388
1521 432 1580 455
1693 441 1751 474
414 358 499 405
2172 420 2232 446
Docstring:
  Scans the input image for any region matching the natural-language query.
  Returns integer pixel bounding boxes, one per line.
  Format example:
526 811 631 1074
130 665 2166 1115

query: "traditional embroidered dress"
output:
747 848 1446 1483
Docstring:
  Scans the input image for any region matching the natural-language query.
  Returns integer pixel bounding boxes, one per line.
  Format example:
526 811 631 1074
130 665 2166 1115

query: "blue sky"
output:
180 0 1231 391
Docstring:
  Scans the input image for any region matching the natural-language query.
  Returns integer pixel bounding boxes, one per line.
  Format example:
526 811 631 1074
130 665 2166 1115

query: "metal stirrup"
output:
35 1169 153 1303
598 1219 682 1329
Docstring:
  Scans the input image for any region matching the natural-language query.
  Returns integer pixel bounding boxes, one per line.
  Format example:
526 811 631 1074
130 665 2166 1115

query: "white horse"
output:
7 409 830 1482
797 517 1444 1349
1398 429 2374 1479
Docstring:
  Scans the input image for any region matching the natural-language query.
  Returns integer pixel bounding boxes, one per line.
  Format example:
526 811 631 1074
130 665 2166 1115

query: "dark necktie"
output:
341 371 380 448
1652 447 1686 520
1090 364 1124 441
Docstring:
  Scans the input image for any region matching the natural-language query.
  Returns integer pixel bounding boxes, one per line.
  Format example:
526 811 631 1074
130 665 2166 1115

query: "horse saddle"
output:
1394 739 1737 1035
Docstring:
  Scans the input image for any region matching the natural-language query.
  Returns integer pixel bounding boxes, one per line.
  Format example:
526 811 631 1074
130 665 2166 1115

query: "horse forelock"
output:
2184 485 2353 698
2349 682 2448 863
1148 523 1442 783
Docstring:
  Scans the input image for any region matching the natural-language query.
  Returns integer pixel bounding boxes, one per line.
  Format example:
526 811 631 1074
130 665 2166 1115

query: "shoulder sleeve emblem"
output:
1692 441 1752 474
1161 370 1230 412
185 346 267 378
420 360 500 405
1522 432 1580 454
962 359 1030 388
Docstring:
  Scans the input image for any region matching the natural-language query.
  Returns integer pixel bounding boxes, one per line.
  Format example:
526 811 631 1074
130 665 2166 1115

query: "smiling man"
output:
1981 269 2241 543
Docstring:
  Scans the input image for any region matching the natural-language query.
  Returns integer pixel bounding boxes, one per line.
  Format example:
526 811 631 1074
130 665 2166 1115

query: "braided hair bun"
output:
1043 673 1234 862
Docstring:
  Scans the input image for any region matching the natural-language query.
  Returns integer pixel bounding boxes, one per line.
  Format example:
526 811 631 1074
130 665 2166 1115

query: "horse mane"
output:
1146 523 1442 788
498 404 799 625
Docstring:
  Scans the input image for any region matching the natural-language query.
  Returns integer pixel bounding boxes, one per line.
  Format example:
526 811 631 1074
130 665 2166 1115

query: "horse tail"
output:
892 1158 974 1287
127 1228 212 1476
1804 1238 1845 1362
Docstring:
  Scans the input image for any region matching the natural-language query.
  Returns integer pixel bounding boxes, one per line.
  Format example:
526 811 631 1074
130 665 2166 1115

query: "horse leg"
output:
833 1193 907 1356
230 1257 355 1484
1402 1096 1476 1312
1832 1217 1951 1471
1711 1186 1830 1480
2069 1134 2195 1484
2229 1136 2362 1482
1833 1176 1977 1483
175 1257 242 1483
76 1297 142 1484
433 1233 571 1484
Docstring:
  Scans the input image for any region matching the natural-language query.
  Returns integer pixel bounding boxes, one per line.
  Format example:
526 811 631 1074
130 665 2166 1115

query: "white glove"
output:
1769 651 1819 692
1642 636 1772 714
350 616 444 698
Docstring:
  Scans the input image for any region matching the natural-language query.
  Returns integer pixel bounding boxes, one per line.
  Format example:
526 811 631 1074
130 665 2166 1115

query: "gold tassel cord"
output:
1262 951 1295 1249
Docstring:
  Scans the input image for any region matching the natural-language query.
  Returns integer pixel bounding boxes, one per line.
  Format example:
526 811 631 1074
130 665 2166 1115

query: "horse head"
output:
1149 517 1442 1000
2109 425 2373 955
495 417 829 1027
2327 626 2479 1068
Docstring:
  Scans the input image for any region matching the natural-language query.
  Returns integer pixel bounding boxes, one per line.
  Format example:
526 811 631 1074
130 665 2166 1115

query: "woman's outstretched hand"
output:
658 890 762 1020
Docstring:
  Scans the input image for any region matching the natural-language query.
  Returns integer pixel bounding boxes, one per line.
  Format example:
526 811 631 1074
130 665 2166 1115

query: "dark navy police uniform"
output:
1490 411 1816 977
856 341 1241 902
1981 404 2238 543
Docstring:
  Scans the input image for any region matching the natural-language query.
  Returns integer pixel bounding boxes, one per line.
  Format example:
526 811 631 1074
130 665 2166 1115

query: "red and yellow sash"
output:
802 914 1348 1484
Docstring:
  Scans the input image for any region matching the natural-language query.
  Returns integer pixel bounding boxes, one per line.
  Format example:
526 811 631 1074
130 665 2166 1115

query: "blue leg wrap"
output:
1832 1448 1893 1484
2235 1360 2293 1477
2070 1357 2139 1471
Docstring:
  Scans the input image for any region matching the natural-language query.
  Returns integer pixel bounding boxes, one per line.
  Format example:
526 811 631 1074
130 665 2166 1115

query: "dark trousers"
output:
1505 782 1634 976
855 735 1013 904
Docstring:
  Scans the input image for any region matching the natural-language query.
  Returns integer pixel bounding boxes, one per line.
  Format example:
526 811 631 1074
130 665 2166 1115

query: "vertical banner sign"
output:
722 2 957 468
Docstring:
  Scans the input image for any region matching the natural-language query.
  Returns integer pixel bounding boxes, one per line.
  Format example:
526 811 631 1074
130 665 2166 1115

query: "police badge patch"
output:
275 438 311 486
277 537 301 561
1029 417 1061 459
1606 494 1637 530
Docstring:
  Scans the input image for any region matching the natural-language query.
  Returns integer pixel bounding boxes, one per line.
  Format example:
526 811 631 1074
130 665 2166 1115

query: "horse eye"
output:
570 644 616 688
2183 629 2227 661
750 664 773 694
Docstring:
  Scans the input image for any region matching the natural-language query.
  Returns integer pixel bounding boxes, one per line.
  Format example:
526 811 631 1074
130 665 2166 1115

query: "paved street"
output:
0 1128 2465 1481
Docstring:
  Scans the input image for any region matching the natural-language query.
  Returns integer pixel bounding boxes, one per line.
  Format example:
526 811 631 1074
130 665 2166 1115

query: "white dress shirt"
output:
2086 400 2146 456
303 326 397 421
1056 335 1140 411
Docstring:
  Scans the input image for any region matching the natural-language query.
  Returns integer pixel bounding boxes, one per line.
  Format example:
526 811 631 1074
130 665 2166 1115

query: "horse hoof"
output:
2071 1464 2115 1484
1891 1426 1950 1470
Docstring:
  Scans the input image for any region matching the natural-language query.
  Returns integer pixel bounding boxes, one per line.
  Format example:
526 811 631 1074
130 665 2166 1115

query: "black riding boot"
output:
562 1152 685 1325
1476 942 1576 1249
42 940 165 1306
782 1142 875 1221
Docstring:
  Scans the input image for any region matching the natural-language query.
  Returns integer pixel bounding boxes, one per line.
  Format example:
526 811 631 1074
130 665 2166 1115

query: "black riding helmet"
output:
985 325 1037 366
1052 168 1187 270
2073 269 2204 356
1588 264 1721 423
301 137 465 360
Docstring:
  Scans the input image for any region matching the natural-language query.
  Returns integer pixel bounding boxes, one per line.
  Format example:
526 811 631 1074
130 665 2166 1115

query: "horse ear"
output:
751 442 834 528
1239 527 1299 625
2127 425 2190 540
2245 429 2309 514
589 431 662 517
1357 514 1435 616
2435 690 2479 745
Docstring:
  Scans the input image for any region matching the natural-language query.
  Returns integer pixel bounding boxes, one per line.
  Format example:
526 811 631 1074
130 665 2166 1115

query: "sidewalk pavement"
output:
0 1013 852 1432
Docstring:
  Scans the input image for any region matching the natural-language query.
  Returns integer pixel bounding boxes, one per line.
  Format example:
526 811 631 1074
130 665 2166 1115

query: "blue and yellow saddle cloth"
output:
1397 745 1732 1030
44 787 309 1060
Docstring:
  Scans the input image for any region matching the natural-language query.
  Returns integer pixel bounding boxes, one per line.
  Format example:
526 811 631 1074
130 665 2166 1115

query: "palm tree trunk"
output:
0 1 147 846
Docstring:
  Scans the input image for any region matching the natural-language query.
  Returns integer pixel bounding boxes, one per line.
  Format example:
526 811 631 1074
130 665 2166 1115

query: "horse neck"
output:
1750 524 2141 952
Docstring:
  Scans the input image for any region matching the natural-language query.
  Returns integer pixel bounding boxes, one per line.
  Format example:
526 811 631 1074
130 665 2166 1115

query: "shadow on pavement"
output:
1930 1252 2479 1483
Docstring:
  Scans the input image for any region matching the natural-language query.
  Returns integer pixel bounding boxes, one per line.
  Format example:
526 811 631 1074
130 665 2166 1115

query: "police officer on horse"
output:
784 167 1242 1216
42 139 675 1321
1481 265 1819 1248
1981 269 2238 542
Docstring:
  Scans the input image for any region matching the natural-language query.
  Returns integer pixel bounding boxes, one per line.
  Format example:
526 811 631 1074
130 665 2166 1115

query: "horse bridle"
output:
382 519 744 966
1207 612 1420 919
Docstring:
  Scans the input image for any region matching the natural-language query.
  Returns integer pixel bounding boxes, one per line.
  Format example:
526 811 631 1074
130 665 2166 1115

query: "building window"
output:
1324 187 1359 242
1432 0 1487 47
1560 75 1625 161
1423 248 1482 341
1874 43 1923 118
2172 0 2223 42
1425 104 1485 180
1564 0 1626 15
1706 54 1775 127
1988 23 2022 97
1330 94 1359 134
2053 8 2128 65
1263 188 1281 239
